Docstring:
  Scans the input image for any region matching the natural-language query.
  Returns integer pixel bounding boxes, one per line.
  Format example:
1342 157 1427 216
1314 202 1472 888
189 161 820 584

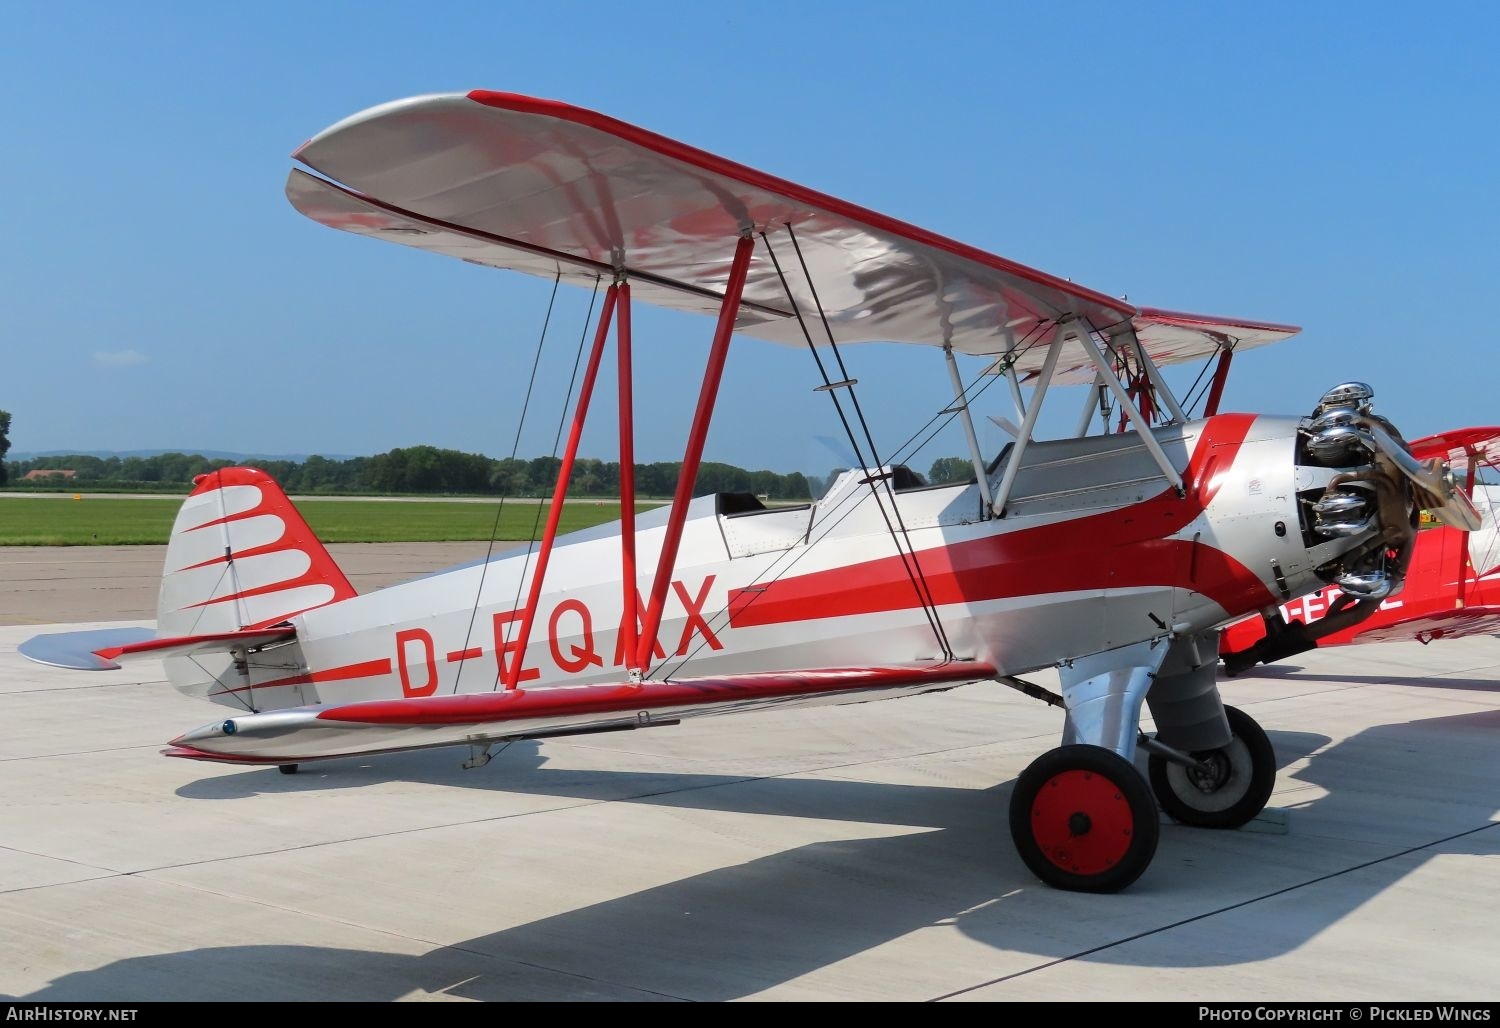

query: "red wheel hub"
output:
1030 769 1135 874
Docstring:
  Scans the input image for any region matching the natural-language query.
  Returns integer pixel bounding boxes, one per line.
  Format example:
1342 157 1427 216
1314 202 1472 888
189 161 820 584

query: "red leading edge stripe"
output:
463 91 1135 325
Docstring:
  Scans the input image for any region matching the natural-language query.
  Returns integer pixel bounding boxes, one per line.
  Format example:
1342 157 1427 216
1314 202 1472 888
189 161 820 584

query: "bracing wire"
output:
666 227 962 674
783 225 954 660
752 230 948 661
661 319 1053 677
453 271 562 692
492 277 603 690
1180 350 1222 417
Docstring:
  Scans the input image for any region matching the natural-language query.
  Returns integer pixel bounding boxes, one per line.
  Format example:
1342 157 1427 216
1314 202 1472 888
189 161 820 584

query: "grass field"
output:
0 496 657 546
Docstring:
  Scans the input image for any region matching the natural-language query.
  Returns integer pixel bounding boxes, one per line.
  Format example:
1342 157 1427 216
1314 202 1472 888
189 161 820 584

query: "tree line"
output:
2 446 822 499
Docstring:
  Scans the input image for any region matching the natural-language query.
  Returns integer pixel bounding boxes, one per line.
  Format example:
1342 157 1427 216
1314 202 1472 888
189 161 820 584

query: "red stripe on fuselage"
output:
227 657 393 695
312 657 393 682
728 414 1275 628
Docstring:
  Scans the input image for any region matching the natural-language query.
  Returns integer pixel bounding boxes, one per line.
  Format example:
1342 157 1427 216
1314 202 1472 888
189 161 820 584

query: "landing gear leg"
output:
1009 638 1167 892
1148 705 1275 828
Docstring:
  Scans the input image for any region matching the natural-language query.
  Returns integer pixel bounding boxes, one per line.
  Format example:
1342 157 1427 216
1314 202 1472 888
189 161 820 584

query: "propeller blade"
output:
1359 418 1483 532
987 414 1023 439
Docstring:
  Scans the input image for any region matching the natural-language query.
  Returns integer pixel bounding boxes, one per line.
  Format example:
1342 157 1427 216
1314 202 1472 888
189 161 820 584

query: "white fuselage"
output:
191 415 1337 732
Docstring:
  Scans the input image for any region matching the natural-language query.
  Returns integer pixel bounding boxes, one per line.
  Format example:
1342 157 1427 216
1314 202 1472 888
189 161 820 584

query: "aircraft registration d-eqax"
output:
23 91 1480 893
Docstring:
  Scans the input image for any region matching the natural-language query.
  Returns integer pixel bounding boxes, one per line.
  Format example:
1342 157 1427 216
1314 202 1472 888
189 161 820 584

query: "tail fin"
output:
159 467 356 636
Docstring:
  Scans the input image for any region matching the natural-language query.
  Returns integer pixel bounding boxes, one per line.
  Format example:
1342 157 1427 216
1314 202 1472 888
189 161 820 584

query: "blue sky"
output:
5 3 1498 481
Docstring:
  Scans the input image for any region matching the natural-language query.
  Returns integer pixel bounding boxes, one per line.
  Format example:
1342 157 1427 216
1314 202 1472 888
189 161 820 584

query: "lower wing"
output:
164 660 998 765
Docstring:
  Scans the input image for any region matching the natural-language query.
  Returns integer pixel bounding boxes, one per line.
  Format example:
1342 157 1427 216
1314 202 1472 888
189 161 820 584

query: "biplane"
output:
1222 427 1500 669
20 91 1479 893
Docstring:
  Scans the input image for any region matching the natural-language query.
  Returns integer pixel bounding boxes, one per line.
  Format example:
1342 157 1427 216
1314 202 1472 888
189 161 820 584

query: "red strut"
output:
1458 458 1478 608
636 235 754 670
502 285 619 689
1203 347 1234 417
617 282 640 669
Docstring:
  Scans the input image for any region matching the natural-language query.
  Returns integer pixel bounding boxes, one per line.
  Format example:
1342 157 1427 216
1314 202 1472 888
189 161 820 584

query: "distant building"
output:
22 469 77 480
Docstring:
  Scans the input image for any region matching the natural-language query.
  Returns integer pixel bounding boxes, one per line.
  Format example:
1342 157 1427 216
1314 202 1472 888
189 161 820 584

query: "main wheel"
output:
1148 704 1275 829
1009 744 1159 893
278 763 300 776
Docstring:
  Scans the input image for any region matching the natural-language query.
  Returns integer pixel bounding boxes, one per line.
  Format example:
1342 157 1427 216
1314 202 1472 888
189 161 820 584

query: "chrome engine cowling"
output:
1297 381 1419 604
1222 382 1424 674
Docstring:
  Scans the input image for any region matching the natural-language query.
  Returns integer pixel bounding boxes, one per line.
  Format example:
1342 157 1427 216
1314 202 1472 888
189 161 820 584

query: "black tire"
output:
278 763 300 775
1148 705 1275 829
1009 744 1160 893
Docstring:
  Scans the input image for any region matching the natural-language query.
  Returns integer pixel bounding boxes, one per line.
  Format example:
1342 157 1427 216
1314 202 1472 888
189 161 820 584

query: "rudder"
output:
159 467 357 636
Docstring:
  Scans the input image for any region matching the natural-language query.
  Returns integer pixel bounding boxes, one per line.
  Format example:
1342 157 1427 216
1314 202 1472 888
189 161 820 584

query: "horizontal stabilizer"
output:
19 628 157 671
99 628 297 665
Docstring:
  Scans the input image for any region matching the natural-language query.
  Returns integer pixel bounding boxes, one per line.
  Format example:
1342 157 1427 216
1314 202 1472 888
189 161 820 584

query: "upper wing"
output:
1130 307 1300 372
287 91 1296 383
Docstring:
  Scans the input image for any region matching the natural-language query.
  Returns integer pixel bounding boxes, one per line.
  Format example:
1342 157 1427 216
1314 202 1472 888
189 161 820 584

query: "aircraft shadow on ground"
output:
16 714 1500 1001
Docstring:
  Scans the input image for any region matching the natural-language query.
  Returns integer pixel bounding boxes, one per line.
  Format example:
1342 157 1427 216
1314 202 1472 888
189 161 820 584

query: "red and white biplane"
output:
21 91 1477 892
1221 427 1500 669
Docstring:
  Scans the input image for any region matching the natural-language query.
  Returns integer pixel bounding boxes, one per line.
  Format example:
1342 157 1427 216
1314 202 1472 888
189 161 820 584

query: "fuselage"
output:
187 413 1354 726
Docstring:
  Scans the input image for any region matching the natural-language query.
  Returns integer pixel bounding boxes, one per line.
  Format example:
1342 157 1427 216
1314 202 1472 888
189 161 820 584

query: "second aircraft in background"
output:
1222 427 1500 671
